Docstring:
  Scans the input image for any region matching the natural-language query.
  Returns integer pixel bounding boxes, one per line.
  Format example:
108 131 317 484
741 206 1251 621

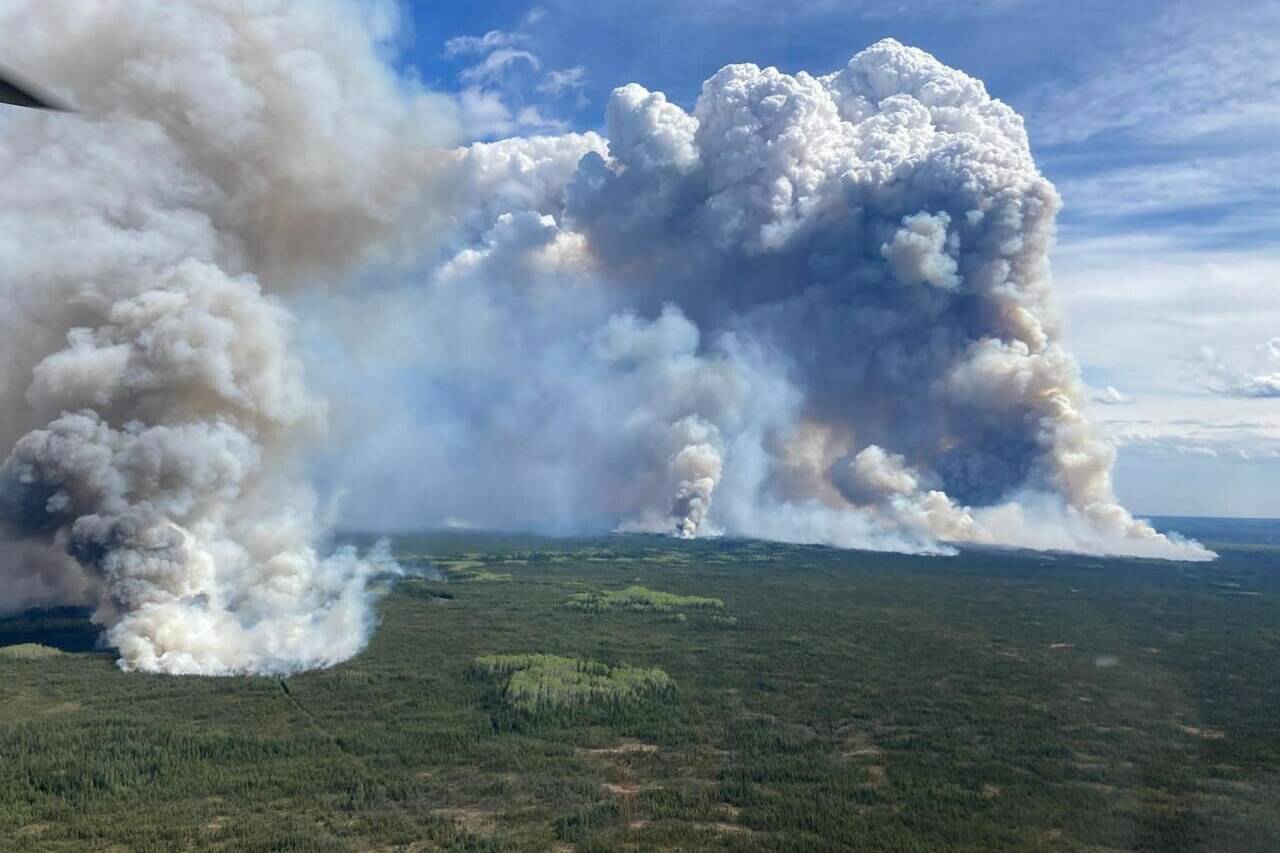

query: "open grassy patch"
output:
439 560 512 582
0 644 65 660
566 585 724 614
470 654 674 715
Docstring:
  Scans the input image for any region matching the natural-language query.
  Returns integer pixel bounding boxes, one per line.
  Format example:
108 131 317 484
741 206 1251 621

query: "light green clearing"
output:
472 654 673 714
566 585 723 614
440 560 512 583
452 570 512 583
0 644 64 660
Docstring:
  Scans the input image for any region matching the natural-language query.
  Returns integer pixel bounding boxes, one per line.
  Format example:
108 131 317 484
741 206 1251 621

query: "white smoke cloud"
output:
882 212 961 290
0 8 1212 677
0 0 457 674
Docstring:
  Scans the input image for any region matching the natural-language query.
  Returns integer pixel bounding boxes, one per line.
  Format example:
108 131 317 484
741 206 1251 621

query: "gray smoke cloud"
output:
0 6 1211 675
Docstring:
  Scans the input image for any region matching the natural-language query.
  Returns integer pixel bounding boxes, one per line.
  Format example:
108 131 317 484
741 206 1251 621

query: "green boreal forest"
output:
2 523 1279 851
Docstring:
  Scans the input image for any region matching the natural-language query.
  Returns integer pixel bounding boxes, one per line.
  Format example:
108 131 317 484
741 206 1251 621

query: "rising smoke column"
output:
0 0 457 674
331 40 1209 559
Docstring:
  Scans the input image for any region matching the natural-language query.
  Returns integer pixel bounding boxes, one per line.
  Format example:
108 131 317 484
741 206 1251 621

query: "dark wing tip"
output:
0 65 72 112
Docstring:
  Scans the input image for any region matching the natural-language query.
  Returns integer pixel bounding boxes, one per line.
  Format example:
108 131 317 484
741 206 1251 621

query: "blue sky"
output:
391 0 1280 517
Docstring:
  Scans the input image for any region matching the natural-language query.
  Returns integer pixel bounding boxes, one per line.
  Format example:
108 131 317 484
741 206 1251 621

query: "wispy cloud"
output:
1056 154 1280 221
458 48 541 85
1026 2 1280 148
1196 341 1280 399
574 0 1034 25
1029 1 1280 253
441 8 581 140
455 87 566 139
538 65 587 96
852 0 1033 21
443 30 527 59
1090 386 1132 406
1113 431 1280 463
1051 238 1280 477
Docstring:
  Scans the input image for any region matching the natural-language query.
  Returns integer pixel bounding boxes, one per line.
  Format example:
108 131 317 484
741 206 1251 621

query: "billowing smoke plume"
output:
0 0 456 674
0 6 1210 675
330 39 1209 561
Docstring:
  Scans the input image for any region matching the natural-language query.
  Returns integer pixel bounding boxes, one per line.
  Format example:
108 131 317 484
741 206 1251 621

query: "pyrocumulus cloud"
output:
327 37 1211 562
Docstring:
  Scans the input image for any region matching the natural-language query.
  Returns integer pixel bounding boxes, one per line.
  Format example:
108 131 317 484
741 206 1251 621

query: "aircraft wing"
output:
0 66 68 110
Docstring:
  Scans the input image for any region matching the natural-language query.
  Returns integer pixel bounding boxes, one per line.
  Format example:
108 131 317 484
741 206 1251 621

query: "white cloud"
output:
618 0 1032 25
854 0 1031 20
1055 153 1280 229
1026 2 1280 148
538 65 587 96
1091 386 1131 406
1095 408 1280 516
454 88 567 139
1111 429 1280 463
458 48 541 86
1051 235 1280 517
443 14 575 140
443 29 526 59
455 87 518 138
514 105 568 133
1025 0 1280 282
1053 237 1280 399
1197 342 1280 398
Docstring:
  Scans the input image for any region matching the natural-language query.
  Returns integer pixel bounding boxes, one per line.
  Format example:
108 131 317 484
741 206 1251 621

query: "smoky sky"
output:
321 42 1211 562
0 2 1210 676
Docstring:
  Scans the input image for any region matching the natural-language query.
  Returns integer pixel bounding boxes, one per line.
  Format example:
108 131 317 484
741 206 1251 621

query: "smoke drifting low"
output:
0 3 1209 675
